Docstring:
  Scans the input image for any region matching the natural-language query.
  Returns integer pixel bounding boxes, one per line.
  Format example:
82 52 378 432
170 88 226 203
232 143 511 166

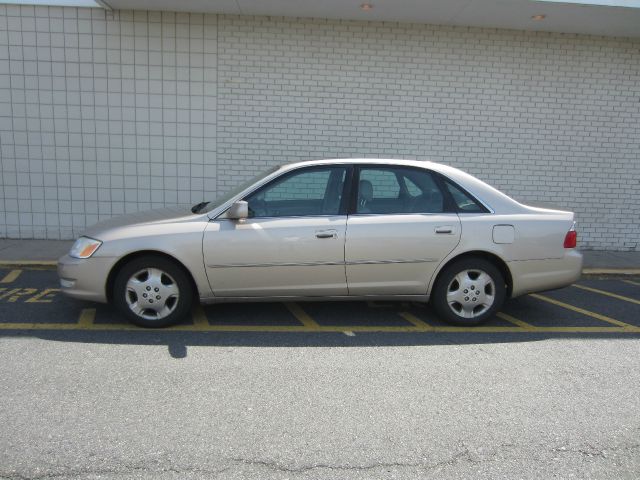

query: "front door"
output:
203 165 349 297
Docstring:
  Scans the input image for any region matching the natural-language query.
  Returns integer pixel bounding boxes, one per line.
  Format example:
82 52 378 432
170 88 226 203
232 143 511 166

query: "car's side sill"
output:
199 294 430 304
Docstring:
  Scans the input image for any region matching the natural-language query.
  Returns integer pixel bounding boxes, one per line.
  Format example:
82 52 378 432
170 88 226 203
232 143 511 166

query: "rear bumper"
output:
57 254 115 303
509 249 583 298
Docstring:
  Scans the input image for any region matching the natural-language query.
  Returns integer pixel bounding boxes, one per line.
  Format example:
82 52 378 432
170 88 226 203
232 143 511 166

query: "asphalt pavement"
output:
0 267 639 479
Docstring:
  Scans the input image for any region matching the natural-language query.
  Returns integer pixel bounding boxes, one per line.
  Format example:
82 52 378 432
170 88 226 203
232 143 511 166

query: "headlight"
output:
69 236 102 259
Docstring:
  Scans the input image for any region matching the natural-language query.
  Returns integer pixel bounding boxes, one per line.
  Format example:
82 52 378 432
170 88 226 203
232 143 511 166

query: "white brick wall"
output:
0 5 217 239
1 7 639 250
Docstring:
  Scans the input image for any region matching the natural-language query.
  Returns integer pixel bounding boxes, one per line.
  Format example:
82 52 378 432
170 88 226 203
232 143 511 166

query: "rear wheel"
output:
113 255 193 328
432 258 506 326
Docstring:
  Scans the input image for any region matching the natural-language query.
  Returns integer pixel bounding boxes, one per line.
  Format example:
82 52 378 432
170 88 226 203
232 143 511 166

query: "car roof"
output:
279 158 470 179
280 158 435 169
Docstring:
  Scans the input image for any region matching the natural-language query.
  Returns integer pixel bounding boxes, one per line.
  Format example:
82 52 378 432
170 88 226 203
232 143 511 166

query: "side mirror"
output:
227 201 248 220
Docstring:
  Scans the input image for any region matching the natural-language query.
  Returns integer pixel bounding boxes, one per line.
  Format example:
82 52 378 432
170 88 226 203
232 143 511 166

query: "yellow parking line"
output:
0 287 37 302
622 279 640 287
192 305 209 328
572 284 640 305
523 326 629 333
398 312 433 331
496 312 536 330
530 293 638 330
0 323 91 330
284 302 320 329
0 323 413 332
0 269 21 284
0 322 638 333
78 308 95 327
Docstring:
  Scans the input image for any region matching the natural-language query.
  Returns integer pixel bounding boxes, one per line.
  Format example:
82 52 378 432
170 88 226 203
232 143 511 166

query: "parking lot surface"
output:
1 267 639 479
1 267 640 336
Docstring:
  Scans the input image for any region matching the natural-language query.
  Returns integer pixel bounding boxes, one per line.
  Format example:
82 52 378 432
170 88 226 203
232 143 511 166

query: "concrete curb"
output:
0 261 57 268
0 261 639 276
582 268 640 275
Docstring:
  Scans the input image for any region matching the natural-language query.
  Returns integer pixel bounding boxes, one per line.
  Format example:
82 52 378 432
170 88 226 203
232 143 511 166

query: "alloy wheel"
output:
125 267 180 321
446 269 496 319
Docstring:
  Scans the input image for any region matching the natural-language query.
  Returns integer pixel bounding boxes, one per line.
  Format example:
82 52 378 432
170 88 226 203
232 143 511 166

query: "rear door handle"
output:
316 229 338 239
435 226 453 234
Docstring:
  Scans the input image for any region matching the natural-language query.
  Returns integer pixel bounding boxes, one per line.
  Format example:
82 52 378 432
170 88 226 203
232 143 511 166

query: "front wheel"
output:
431 258 506 326
113 255 193 328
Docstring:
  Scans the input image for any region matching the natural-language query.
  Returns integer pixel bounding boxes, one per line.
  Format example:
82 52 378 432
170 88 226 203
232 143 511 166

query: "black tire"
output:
113 255 193 328
431 257 506 326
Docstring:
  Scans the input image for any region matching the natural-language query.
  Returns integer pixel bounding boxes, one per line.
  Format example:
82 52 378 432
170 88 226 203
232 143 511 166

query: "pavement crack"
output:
552 442 640 459
230 448 485 474
0 451 488 479
0 464 231 480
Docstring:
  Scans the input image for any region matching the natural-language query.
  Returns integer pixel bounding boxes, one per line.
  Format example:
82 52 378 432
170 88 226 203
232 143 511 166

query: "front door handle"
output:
435 226 453 234
316 229 338 239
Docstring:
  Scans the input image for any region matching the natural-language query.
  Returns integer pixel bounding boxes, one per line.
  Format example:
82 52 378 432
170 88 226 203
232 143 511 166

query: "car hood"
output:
82 206 195 239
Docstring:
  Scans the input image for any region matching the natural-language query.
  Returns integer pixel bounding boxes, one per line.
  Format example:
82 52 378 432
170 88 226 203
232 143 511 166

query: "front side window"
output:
245 167 347 217
356 167 445 214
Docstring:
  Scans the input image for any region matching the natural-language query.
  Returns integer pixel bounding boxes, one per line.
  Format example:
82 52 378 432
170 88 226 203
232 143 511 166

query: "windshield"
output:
192 166 280 214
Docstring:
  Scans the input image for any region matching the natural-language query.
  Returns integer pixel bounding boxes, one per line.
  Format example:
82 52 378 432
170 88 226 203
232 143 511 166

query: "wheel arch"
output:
430 250 513 298
106 250 199 303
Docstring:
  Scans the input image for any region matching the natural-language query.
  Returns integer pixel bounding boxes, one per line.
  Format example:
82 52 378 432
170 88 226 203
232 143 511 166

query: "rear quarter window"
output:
444 180 488 213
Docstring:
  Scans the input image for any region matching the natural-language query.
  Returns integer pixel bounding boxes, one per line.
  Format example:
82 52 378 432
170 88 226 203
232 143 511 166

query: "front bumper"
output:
57 254 116 303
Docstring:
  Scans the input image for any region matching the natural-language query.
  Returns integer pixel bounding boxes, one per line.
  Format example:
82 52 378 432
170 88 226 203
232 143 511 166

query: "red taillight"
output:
564 230 577 248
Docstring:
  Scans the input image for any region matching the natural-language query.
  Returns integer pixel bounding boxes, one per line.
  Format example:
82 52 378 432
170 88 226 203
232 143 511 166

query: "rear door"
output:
345 165 461 295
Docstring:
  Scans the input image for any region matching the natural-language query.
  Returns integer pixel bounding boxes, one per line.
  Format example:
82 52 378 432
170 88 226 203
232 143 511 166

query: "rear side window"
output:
356 167 445 214
359 170 399 199
444 180 487 213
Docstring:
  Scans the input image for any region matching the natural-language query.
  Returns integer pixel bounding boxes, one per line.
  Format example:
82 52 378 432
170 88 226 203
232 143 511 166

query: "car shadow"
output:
1 324 637 359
